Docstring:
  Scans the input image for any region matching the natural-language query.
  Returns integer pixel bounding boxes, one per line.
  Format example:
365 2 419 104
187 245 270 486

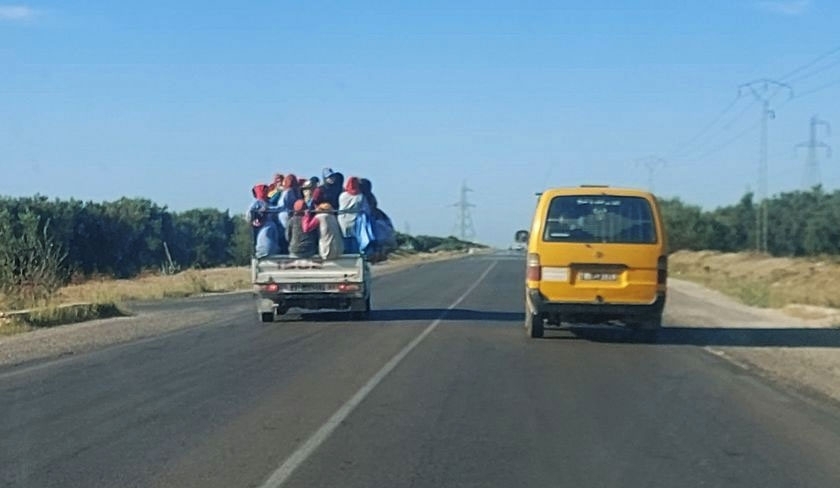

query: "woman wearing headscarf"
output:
301 178 316 210
303 190 344 259
267 173 285 205
286 199 319 258
338 177 369 253
321 168 345 210
252 201 281 258
359 178 378 211
277 175 303 228
249 183 288 255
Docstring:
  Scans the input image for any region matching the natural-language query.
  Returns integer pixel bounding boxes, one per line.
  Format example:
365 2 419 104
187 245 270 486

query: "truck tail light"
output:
527 253 541 281
657 255 668 284
338 283 361 293
263 282 279 293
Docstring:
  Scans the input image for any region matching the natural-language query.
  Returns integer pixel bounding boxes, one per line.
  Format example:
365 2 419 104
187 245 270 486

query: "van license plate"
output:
579 272 618 281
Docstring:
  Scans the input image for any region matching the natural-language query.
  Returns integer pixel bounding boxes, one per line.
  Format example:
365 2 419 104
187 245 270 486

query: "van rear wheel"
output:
628 313 662 341
525 307 544 338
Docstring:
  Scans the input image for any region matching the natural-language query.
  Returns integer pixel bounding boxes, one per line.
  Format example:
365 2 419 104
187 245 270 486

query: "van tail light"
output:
527 253 541 281
263 282 280 293
657 255 668 284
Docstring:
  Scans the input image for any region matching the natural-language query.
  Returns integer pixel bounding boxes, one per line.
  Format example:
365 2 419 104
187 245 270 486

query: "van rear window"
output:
543 195 657 244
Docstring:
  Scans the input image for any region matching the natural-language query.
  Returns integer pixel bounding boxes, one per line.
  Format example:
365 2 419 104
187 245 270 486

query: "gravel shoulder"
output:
0 253 471 370
667 278 840 405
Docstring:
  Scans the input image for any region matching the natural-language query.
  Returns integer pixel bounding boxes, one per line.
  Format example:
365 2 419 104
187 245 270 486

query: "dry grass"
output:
0 268 249 336
0 319 33 336
670 250 840 309
56 267 251 305
0 302 128 335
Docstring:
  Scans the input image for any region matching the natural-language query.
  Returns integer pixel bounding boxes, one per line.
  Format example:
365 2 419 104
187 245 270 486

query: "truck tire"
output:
351 297 371 321
525 306 544 338
260 312 274 323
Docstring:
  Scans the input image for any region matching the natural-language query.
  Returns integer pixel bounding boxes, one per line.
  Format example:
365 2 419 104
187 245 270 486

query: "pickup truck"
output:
252 254 372 322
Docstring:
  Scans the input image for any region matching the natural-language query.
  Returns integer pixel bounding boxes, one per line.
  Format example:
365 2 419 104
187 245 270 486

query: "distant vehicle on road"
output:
520 185 667 338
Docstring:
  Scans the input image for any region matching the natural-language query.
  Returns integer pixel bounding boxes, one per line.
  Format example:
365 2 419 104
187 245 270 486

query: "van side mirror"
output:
514 230 529 243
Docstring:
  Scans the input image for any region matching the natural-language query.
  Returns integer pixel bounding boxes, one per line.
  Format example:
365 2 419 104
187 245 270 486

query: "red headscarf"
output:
344 177 361 196
311 187 326 205
252 184 269 201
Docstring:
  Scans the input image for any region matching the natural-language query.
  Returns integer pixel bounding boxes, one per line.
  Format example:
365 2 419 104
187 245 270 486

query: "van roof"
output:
539 186 654 198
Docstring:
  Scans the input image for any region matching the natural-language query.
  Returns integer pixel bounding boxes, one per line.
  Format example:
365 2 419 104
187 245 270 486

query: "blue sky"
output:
2 0 840 246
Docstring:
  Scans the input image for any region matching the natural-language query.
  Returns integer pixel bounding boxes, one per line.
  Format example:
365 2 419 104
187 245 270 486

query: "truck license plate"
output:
288 283 325 292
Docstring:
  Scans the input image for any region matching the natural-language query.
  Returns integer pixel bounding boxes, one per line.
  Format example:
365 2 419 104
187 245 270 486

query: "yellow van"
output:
522 186 667 338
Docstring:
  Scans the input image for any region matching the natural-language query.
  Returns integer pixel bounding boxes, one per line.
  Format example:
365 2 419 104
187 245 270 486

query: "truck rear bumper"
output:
256 292 367 313
527 288 665 323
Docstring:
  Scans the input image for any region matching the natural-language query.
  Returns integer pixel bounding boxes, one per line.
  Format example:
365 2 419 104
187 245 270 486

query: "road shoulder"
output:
667 278 840 407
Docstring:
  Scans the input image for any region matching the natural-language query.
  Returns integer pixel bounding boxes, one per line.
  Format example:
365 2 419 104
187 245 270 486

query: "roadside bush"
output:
0 209 70 308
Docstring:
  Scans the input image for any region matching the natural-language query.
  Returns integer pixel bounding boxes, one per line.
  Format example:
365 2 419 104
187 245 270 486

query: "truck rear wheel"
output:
260 312 274 323
351 297 371 321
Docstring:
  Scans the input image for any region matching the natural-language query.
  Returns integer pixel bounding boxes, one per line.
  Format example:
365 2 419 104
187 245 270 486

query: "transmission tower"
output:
452 181 476 240
796 115 831 189
738 79 793 253
635 156 667 193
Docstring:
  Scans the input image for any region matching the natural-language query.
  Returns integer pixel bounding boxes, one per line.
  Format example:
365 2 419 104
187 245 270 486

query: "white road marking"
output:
258 260 499 488
703 346 751 371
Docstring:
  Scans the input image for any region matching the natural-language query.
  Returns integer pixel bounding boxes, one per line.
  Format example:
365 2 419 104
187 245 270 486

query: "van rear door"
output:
537 194 662 304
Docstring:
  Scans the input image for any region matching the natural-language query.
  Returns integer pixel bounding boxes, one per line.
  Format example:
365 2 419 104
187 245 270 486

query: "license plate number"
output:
288 283 325 292
579 272 618 281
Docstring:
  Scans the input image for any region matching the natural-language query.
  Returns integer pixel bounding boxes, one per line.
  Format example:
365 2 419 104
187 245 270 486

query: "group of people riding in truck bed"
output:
249 167 396 261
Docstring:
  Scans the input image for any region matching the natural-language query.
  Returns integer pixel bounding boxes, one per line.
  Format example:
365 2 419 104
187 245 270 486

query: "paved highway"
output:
3 255 840 487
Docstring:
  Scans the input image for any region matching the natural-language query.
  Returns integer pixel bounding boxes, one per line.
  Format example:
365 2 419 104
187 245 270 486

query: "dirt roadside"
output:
0 252 474 370
666 278 840 405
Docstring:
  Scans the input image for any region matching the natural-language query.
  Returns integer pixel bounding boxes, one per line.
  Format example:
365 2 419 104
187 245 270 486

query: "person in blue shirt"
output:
249 184 288 255
252 201 281 258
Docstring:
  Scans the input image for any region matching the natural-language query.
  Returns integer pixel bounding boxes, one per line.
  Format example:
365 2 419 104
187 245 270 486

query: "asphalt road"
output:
3 255 840 487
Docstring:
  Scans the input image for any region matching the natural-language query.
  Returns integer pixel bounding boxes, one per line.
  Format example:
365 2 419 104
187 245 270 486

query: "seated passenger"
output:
321 168 345 210
249 183 288 254
277 175 302 228
301 179 316 210
338 177 369 253
304 193 344 260
359 178 378 211
286 199 319 258
252 202 281 258
267 174 284 205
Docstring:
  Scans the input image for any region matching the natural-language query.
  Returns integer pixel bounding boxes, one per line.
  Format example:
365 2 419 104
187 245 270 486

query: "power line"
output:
667 48 840 165
670 98 759 162
668 119 761 166
666 95 742 159
778 44 840 81
787 56 840 84
795 77 840 99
